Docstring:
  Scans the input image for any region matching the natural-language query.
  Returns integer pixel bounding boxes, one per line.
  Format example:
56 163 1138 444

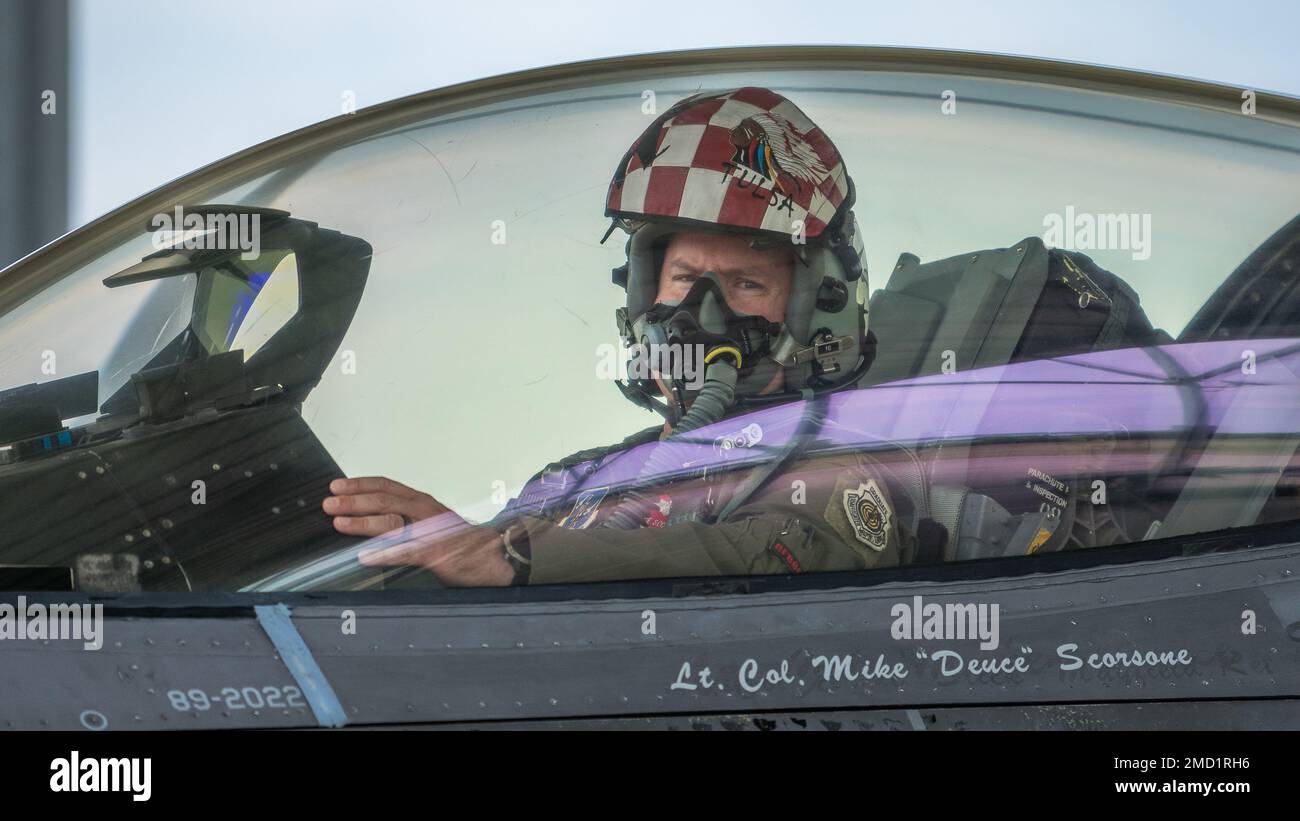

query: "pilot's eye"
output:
672 272 699 284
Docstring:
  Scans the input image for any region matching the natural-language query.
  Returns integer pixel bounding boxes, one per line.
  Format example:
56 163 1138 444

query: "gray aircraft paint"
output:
1 541 1296 730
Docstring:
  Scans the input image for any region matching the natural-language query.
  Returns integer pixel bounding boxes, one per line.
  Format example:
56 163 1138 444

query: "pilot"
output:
322 87 921 586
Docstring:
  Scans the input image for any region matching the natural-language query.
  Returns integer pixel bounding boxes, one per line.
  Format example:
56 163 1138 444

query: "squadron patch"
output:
645 495 672 528
558 487 609 530
841 480 891 552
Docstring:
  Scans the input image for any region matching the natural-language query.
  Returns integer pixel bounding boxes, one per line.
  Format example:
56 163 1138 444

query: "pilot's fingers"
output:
331 513 407 538
322 492 409 517
330 476 424 500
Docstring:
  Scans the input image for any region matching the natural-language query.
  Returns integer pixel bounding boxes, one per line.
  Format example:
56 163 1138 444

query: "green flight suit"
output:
507 427 918 584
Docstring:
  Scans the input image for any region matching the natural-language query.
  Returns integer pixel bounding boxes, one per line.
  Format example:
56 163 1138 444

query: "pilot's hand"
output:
324 476 514 587
323 476 443 537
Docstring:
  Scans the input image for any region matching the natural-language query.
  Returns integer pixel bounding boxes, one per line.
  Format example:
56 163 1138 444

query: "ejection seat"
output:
860 236 1170 562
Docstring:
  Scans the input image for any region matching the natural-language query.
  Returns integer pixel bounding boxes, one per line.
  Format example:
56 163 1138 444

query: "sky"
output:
71 0 1300 228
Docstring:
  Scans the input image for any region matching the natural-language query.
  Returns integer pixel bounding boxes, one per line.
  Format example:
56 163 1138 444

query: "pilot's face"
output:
654 231 794 322
653 232 793 403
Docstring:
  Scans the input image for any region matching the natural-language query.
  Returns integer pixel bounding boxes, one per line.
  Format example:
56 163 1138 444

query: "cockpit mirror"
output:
99 205 371 418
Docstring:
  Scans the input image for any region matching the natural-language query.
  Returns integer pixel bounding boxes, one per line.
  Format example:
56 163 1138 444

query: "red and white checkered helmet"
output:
605 87 870 404
607 86 854 240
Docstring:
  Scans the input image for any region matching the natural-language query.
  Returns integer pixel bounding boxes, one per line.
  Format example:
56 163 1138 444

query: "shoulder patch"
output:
841 480 891 552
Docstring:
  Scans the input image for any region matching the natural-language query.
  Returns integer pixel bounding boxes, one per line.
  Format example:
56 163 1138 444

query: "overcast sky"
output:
72 0 1300 227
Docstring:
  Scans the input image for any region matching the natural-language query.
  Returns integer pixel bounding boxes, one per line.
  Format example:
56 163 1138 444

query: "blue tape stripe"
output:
906 709 927 731
255 603 347 728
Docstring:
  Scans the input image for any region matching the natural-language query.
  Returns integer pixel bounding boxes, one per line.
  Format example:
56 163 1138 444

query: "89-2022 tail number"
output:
166 685 307 712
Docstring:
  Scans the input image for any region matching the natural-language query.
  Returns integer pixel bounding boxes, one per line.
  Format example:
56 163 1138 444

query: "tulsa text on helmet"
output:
721 161 796 215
